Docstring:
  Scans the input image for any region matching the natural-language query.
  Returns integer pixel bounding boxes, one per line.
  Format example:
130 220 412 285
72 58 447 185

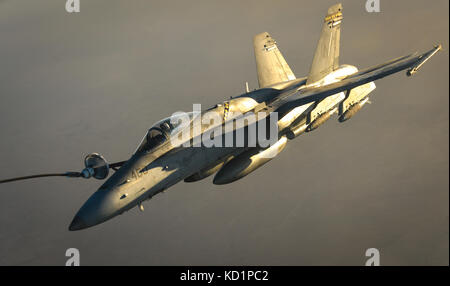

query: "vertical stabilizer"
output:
306 3 343 84
253 32 296 88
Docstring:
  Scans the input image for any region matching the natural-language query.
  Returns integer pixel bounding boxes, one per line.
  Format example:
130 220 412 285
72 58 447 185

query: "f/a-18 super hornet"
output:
0 3 442 230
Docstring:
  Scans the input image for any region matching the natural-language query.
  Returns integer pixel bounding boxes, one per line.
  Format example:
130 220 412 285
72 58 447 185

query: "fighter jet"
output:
0 3 442 231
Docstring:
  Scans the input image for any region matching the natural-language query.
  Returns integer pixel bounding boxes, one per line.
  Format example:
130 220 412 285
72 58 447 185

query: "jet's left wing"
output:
276 45 442 114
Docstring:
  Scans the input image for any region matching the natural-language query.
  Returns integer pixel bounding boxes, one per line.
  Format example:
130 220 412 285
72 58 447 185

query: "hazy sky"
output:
0 0 448 265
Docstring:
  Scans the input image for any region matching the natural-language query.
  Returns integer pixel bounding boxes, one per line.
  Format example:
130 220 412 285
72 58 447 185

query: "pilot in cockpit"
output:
135 112 196 154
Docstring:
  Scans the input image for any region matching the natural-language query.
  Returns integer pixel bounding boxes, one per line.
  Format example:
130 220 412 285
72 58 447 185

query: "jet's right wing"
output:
276 45 442 114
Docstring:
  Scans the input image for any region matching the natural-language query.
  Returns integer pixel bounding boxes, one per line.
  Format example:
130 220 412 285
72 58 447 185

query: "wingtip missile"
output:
406 44 442 77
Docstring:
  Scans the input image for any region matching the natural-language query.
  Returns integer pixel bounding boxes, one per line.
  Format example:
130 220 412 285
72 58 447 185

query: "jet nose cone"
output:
69 187 120 231
69 214 87 231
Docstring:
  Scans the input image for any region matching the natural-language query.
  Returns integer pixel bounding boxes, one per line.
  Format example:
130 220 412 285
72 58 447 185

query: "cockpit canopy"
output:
135 112 197 153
